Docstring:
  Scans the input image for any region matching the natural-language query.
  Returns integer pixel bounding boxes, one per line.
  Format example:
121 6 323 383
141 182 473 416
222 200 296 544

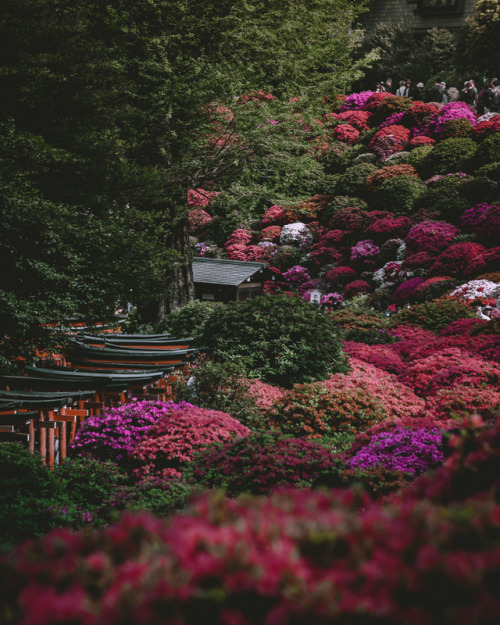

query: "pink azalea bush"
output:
131 407 250 479
404 220 458 256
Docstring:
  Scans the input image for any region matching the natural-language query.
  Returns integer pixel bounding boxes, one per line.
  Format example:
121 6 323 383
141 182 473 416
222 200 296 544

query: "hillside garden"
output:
1 84 500 624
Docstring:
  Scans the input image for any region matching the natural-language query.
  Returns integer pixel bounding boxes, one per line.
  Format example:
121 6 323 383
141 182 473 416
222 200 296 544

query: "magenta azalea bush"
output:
345 426 444 475
70 401 194 465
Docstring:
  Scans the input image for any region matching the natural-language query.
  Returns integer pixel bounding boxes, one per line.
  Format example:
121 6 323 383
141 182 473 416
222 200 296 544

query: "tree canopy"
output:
0 0 373 366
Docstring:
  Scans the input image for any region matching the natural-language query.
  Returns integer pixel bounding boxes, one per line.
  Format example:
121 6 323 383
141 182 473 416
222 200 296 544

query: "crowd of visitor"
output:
375 76 500 114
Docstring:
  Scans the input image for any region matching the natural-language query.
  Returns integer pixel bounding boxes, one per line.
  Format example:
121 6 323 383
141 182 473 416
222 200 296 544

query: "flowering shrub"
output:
328 205 367 234
367 125 411 158
366 163 418 192
401 101 439 129
237 89 277 104
372 261 408 289
343 341 408 375
350 239 380 264
188 207 212 235
187 188 220 206
346 426 444 475
324 266 357 287
404 220 457 256
399 347 500 396
401 251 436 271
448 279 500 302
408 135 436 148
131 407 250 479
270 380 387 438
471 114 500 140
259 225 282 241
434 101 477 136
412 276 459 302
336 109 372 130
426 385 500 420
391 277 426 304
439 317 489 336
308 245 344 270
428 242 486 277
460 202 492 231
475 203 500 246
388 324 437 342
70 401 194 465
332 123 359 144
336 162 378 196
343 279 373 299
340 89 374 111
280 222 312 247
320 292 344 308
186 432 338 495
281 265 311 288
419 137 478 178
261 204 288 226
465 247 500 278
365 215 412 242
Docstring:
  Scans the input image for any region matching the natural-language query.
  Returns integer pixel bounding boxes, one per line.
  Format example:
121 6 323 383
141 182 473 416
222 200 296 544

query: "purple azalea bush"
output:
70 400 194 464
346 427 444 475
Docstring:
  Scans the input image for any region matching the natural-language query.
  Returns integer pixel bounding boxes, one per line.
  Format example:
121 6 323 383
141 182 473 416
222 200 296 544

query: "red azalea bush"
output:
187 188 220 206
186 432 339 495
225 243 263 261
240 378 285 414
131 407 250 479
308 245 344 270
367 125 411 154
4 482 500 625
471 115 500 140
328 205 367 234
343 341 408 375
388 324 437 342
428 242 486 277
261 204 288 226
412 276 459 302
399 347 500 397
426 385 500 420
336 109 372 130
366 164 418 192
439 317 490 336
324 266 357 287
188 207 212 235
404 220 458 256
408 135 436 148
465 247 500 278
437 118 474 140
365 215 412 242
401 101 439 128
332 123 359 144
343 279 373 299
259 225 282 241
401 251 437 270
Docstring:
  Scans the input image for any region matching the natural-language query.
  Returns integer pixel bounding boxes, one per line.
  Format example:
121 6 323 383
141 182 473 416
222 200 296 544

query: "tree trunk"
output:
158 215 195 320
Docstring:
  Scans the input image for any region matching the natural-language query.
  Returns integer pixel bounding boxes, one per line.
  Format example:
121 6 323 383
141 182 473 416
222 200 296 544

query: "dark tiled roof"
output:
192 258 266 287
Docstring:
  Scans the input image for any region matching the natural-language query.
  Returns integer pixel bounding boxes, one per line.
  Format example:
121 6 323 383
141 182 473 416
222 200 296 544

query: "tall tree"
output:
0 0 373 345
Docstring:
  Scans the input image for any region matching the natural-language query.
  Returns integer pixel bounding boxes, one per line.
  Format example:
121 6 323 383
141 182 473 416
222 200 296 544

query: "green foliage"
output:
419 138 478 179
390 300 475 333
458 0 500 77
175 358 269 430
0 443 59 547
408 145 434 170
336 162 378 197
199 294 348 386
328 307 392 343
156 300 225 346
469 133 500 172
374 175 427 215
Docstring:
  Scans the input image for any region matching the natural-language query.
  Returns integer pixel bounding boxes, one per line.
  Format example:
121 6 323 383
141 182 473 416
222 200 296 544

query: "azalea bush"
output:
131 407 250 479
185 432 339 496
345 426 444 476
70 401 194 466
390 299 475 333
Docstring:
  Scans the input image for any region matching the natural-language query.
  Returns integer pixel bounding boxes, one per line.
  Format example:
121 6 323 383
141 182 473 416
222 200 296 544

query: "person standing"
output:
460 80 478 108
487 78 500 112
429 79 442 103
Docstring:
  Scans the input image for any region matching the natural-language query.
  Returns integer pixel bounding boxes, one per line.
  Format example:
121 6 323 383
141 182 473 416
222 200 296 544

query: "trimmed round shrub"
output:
390 300 475 333
186 432 338 496
428 242 486 278
200 294 348 386
469 132 500 170
407 145 434 170
438 118 474 140
391 277 426 304
350 239 380 264
465 247 500 278
366 164 418 191
343 280 373 299
413 276 460 302
404 220 457 256
343 341 407 376
336 162 377 197
158 300 224 345
458 177 499 204
365 217 411 243
131 407 250 479
374 175 427 215
475 203 500 247
346 427 444 476
419 137 478 178
401 251 436 271
70 401 194 466
380 238 406 263
324 266 357 288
